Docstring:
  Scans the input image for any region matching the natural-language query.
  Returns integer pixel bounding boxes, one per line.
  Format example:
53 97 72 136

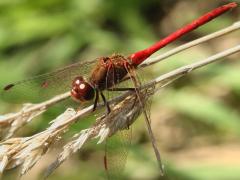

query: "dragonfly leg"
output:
131 95 138 109
100 91 111 114
125 117 131 130
125 96 138 130
92 90 99 112
107 87 135 91
145 114 164 175
103 154 108 171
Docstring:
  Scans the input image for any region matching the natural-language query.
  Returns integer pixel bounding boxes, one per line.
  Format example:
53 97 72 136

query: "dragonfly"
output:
1 2 237 178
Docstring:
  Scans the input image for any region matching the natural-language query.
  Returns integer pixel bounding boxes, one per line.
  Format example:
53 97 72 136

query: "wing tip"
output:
3 84 15 91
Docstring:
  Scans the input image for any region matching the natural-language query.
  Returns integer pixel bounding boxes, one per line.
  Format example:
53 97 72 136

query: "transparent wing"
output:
1 59 97 103
128 67 165 175
102 68 151 179
103 84 158 179
104 128 132 179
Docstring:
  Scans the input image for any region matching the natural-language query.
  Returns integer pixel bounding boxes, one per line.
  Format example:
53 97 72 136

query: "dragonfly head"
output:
71 76 95 102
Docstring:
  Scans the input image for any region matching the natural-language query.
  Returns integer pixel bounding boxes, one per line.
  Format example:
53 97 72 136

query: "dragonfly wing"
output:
1 59 97 103
142 105 164 175
125 66 165 175
104 128 132 179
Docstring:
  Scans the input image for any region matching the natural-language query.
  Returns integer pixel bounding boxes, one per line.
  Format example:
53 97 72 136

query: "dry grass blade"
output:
140 21 240 68
0 104 46 140
0 108 76 176
0 92 70 139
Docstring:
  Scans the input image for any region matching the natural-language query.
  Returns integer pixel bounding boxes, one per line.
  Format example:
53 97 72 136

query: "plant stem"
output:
130 2 238 66
141 21 240 68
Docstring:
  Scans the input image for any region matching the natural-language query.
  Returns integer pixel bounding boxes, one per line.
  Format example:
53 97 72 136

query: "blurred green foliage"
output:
0 0 240 179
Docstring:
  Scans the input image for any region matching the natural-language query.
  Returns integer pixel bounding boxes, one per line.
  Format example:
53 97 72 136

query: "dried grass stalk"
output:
0 108 76 176
0 92 70 139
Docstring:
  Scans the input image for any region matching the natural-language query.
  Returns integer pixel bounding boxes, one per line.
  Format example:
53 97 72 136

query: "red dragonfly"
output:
1 2 237 178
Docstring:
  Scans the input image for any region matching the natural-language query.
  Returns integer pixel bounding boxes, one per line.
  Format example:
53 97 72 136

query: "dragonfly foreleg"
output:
107 87 135 91
92 89 99 112
100 91 111 114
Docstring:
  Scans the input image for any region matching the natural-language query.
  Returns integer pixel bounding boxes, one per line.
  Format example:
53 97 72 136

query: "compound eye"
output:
72 76 84 86
71 77 95 102
78 82 95 101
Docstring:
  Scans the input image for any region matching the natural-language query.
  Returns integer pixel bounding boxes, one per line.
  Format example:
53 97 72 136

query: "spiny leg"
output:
130 95 138 109
92 89 99 112
103 141 110 179
107 87 136 91
100 91 111 114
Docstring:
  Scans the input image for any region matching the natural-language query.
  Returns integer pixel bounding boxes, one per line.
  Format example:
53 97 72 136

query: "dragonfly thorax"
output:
71 76 95 102
90 54 132 90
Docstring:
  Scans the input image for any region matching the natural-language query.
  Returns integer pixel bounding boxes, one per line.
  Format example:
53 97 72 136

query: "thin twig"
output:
0 92 70 139
140 21 240 68
153 44 240 86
